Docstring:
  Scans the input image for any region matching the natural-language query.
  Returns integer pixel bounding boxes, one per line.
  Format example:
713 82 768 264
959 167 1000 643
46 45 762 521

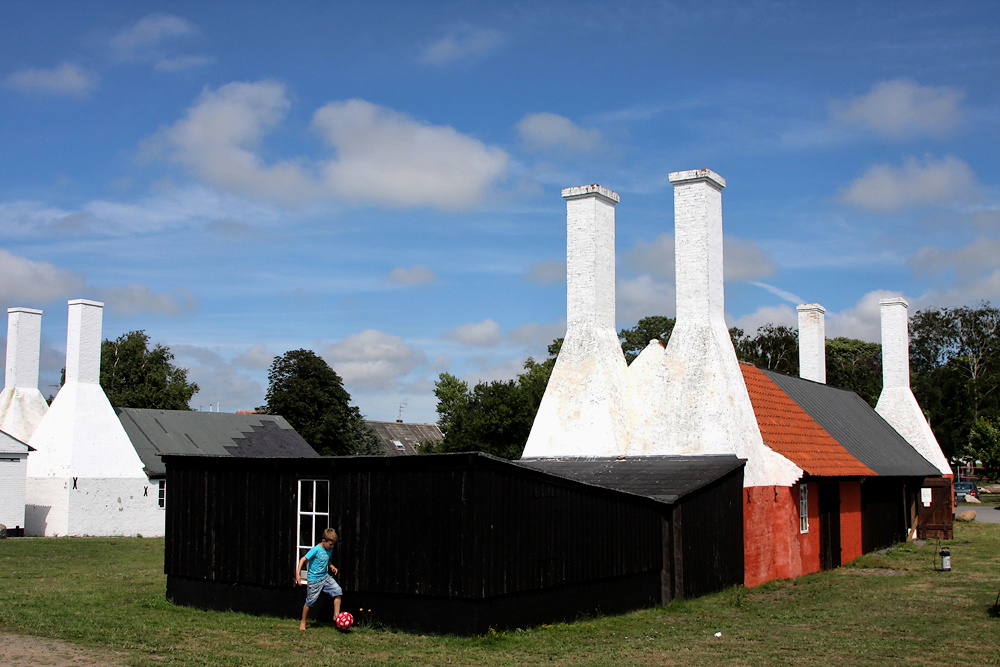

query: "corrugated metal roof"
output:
519 455 745 503
741 364 875 478
366 421 442 456
760 369 940 478
116 408 319 476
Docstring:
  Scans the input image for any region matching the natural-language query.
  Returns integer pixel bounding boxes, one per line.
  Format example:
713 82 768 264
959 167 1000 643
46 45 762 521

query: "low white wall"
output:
25 476 69 536
67 477 164 537
0 454 27 529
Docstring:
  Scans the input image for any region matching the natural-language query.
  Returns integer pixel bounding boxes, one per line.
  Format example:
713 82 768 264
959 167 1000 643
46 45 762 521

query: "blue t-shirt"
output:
304 544 334 582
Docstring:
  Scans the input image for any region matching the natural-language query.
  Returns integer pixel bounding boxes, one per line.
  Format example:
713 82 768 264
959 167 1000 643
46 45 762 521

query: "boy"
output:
295 527 342 631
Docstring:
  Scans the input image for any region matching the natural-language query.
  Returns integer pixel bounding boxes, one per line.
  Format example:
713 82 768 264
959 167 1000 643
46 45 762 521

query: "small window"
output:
799 484 809 534
297 480 330 561
158 480 166 509
392 439 406 451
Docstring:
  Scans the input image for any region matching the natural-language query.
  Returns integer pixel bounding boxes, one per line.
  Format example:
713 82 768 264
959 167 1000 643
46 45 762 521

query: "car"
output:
954 481 980 503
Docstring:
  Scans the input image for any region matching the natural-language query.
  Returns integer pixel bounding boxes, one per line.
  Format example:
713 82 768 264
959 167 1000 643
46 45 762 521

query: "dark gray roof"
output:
761 369 940 478
366 420 442 456
116 408 319 477
519 455 745 504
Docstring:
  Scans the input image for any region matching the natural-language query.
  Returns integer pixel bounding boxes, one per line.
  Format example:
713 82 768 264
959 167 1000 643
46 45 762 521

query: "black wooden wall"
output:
860 478 907 553
676 467 744 599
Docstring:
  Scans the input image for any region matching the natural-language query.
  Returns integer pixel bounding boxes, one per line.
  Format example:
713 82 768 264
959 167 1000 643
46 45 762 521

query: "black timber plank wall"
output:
164 454 668 633
861 478 908 553
678 467 744 598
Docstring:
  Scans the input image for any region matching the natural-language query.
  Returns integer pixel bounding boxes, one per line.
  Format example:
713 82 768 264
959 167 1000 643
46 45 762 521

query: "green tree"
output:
619 316 675 363
432 373 469 437
258 349 382 456
732 324 799 374
965 416 1000 470
100 331 199 409
825 337 882 407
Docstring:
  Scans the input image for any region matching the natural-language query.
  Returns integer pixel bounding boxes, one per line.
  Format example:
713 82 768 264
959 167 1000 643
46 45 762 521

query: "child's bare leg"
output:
334 596 342 618
299 605 310 631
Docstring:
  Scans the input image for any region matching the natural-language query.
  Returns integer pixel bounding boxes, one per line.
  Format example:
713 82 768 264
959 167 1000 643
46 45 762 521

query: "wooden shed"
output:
162 452 744 635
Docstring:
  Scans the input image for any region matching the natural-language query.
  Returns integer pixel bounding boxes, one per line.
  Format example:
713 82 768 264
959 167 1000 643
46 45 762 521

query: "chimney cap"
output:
7 307 43 315
67 298 104 308
561 184 620 204
879 296 909 308
796 303 826 314
668 168 726 190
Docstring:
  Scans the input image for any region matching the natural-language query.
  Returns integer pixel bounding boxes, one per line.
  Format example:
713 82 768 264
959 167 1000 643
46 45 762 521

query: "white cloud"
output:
147 83 509 209
6 62 97 96
729 304 798 334
507 319 567 348
831 79 964 139
622 233 774 281
313 98 509 209
0 249 86 303
526 260 566 285
910 237 1000 280
387 265 439 286
233 343 276 369
155 55 212 72
444 319 502 347
171 343 262 411
95 285 196 317
419 26 504 65
839 155 977 212
826 290 904 342
321 329 427 390
616 275 676 324
111 13 209 71
516 113 602 154
750 282 803 304
458 356 526 386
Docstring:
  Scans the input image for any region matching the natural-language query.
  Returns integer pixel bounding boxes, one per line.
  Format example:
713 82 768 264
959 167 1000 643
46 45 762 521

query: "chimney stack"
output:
874 297 952 476
65 299 104 385
629 169 801 488
0 308 49 443
521 185 634 458
797 304 826 384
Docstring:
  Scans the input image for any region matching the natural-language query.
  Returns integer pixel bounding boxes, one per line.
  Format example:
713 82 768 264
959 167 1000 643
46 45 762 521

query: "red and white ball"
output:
336 612 354 631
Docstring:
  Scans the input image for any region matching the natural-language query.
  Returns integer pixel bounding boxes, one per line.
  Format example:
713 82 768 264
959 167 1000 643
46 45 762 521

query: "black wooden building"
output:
163 452 744 635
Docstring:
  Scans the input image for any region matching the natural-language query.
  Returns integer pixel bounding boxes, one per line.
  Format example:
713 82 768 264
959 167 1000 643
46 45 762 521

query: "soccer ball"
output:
336 612 353 631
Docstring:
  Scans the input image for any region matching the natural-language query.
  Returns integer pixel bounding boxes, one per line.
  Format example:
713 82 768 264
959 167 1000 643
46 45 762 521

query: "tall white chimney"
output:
26 299 159 536
521 185 635 458
629 169 800 487
797 303 826 384
0 307 49 442
875 297 952 476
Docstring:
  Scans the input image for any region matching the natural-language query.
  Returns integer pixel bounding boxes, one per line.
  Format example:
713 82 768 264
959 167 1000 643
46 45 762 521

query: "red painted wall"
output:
839 481 863 564
743 485 820 587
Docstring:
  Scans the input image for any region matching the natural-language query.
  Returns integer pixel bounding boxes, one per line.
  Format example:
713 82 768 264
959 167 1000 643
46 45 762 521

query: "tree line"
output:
428 303 1000 470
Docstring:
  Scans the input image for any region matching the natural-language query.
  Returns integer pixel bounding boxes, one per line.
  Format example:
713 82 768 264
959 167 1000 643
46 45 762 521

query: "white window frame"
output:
297 479 330 561
799 483 809 534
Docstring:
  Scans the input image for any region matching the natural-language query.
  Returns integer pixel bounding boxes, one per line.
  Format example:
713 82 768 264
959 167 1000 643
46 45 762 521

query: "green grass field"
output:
2 524 999 667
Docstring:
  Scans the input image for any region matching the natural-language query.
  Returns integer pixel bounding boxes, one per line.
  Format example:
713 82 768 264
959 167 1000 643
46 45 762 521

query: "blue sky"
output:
2 1 998 422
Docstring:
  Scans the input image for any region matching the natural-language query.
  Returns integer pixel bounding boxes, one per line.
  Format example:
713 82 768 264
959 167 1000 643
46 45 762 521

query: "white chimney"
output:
797 303 826 384
26 299 158 537
629 169 801 487
521 185 635 458
0 307 49 443
875 297 952 476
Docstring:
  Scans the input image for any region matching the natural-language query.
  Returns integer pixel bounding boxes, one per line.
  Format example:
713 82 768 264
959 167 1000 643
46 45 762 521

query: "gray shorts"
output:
305 575 342 607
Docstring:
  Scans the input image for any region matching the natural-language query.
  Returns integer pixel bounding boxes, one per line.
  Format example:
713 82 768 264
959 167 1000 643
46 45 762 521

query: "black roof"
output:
761 369 940 478
519 455 745 503
116 408 319 477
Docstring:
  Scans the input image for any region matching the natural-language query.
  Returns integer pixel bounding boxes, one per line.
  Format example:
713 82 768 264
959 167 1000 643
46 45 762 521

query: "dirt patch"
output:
0 633 126 666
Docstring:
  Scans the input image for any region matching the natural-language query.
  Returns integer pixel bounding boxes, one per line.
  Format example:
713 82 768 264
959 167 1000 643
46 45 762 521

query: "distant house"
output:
0 429 31 535
365 420 442 456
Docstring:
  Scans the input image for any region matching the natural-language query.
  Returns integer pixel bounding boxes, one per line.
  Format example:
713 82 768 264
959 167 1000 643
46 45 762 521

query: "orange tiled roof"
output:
740 364 875 478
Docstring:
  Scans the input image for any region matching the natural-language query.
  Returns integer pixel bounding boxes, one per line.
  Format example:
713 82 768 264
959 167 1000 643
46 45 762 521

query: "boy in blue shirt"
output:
295 527 343 630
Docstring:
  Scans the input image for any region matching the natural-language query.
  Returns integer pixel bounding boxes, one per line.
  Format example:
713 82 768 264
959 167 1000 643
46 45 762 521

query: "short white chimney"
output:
26 299 158 537
0 307 49 443
875 297 952 476
629 169 801 488
521 185 635 458
797 303 826 384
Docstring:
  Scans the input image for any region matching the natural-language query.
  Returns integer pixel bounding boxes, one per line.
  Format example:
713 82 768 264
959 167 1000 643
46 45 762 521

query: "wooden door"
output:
818 482 841 571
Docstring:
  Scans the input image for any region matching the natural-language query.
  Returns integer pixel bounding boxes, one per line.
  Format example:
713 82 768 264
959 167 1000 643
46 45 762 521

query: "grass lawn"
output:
1 524 999 667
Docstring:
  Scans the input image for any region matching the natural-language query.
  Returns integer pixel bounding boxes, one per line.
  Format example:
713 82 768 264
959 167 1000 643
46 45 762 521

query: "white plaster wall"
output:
797 304 826 384
68 477 164 537
25 476 69 536
627 339 665 398
522 185 635 458
0 454 27 529
629 170 802 488
0 308 48 443
875 298 952 476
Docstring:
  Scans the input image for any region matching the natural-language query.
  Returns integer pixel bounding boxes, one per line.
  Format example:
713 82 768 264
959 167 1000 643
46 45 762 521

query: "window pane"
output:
316 481 329 513
300 481 314 512
313 518 328 546
300 516 313 548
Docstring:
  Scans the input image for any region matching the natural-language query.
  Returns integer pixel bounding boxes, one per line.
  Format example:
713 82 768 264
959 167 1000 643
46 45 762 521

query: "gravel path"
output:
961 503 1000 523
0 633 125 667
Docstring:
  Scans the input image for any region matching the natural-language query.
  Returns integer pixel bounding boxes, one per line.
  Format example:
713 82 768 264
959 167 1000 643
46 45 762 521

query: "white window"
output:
392 439 406 451
799 483 809 533
297 479 330 560
158 480 166 509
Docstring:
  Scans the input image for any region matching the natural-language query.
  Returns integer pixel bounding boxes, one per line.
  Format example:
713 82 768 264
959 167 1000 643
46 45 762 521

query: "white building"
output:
0 430 30 533
0 307 49 444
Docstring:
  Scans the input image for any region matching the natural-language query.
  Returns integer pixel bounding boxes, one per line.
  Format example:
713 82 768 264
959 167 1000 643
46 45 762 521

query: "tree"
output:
619 316 675 363
732 324 799 374
100 331 199 409
825 337 882 407
965 416 1000 470
258 349 382 456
